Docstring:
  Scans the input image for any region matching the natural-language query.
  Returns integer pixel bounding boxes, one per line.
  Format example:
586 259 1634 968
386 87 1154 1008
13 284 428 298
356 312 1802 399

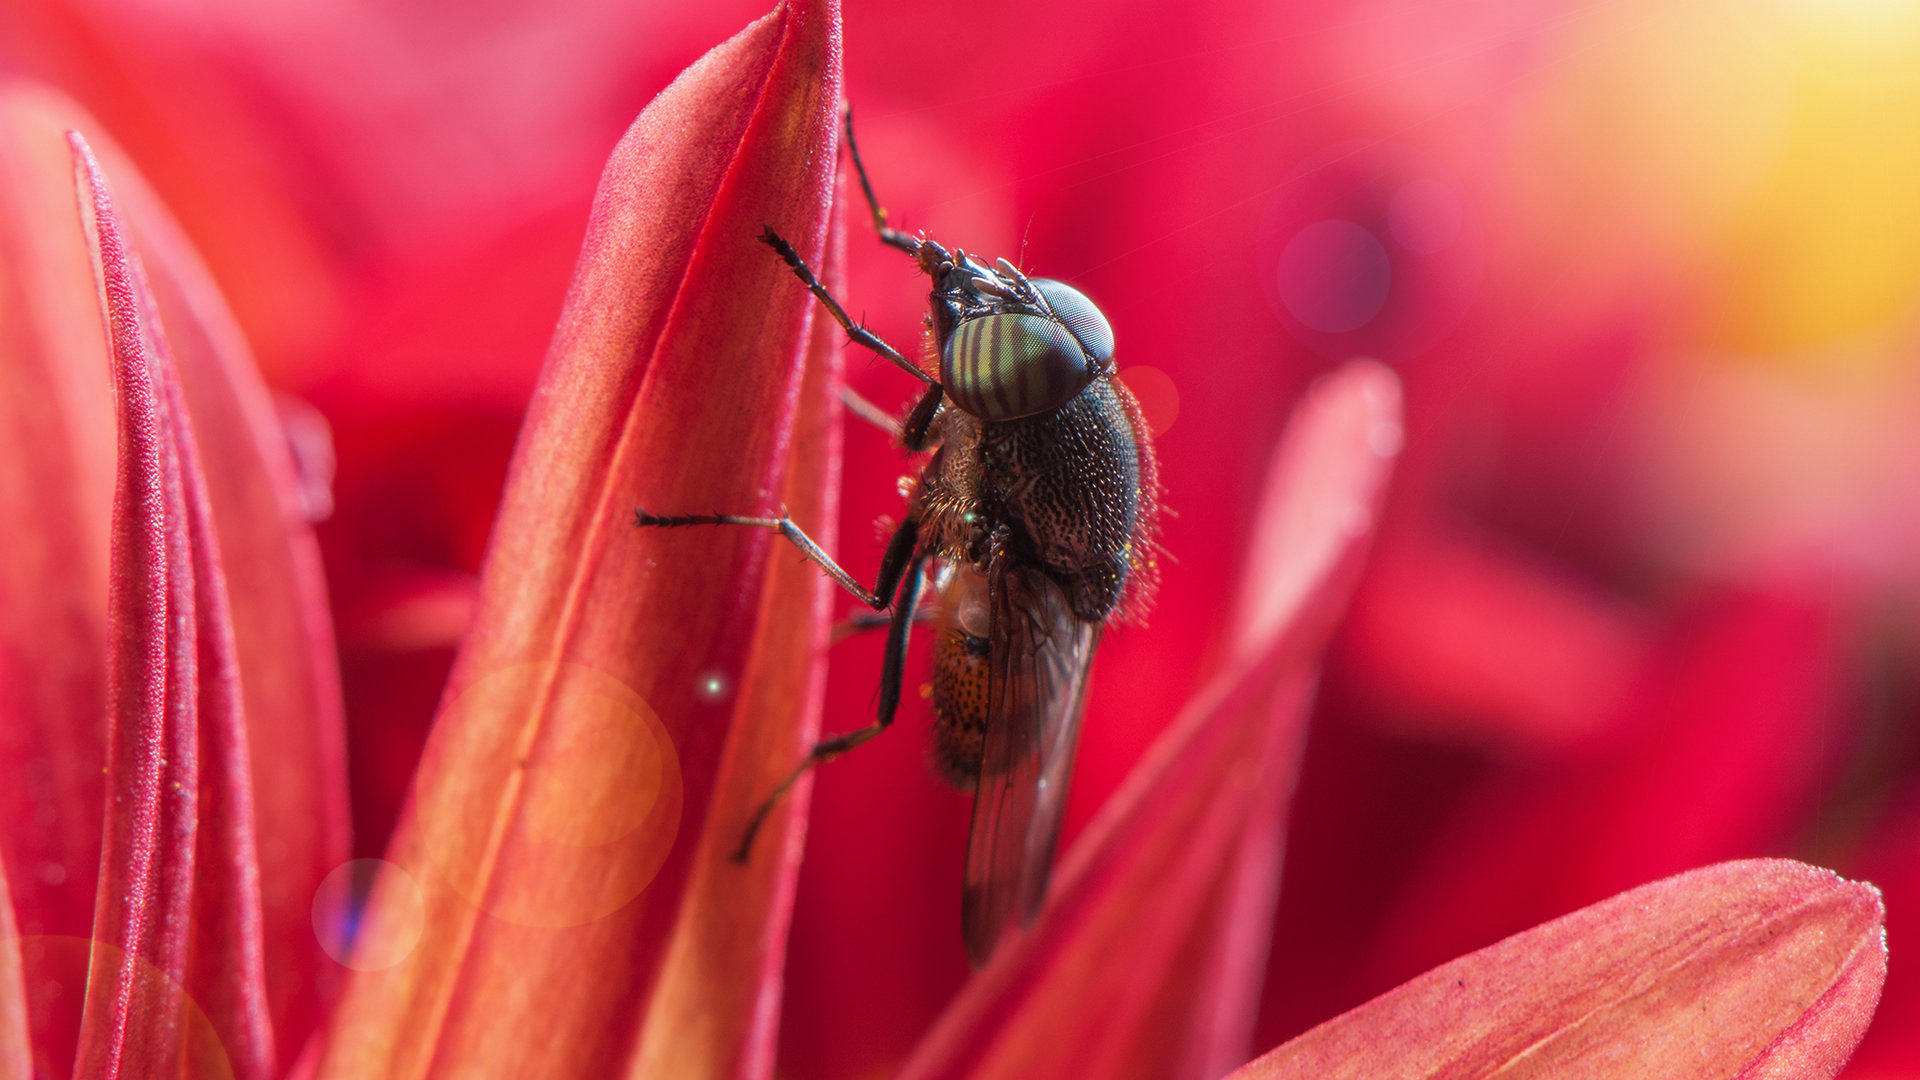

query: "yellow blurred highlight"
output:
1510 0 1920 360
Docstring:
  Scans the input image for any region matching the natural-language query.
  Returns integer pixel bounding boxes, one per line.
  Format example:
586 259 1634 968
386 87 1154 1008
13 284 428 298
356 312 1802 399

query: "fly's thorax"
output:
912 411 985 564
979 375 1144 622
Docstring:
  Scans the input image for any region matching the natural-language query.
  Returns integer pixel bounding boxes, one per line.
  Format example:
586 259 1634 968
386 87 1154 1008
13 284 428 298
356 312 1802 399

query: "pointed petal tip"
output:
70 124 202 1077
1232 358 1402 661
66 121 286 1080
319 4 843 1075
70 107 346 1072
1232 858 1886 1080
0 88 123 1076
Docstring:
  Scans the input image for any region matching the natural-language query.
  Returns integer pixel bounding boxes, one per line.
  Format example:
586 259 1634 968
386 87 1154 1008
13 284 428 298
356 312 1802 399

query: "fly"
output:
635 112 1160 967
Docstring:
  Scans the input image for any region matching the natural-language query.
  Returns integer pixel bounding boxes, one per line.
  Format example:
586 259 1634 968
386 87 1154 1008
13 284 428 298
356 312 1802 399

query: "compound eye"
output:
1033 279 1114 367
941 313 1094 420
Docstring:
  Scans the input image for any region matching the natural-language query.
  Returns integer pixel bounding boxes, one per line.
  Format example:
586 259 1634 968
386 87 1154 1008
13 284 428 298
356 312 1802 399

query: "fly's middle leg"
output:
834 596 938 642
842 378 944 455
840 385 904 438
632 510 918 612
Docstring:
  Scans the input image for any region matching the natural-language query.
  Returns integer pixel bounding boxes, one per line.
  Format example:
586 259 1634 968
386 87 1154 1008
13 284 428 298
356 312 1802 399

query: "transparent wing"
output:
961 553 1101 968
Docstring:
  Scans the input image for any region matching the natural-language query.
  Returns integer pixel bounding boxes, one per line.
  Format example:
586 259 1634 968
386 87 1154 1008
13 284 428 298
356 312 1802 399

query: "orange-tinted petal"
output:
899 361 1402 1080
315 1 841 1074
0 870 30 1080
627 175 848 1080
71 132 274 1079
1233 859 1885 1080
0 83 115 1078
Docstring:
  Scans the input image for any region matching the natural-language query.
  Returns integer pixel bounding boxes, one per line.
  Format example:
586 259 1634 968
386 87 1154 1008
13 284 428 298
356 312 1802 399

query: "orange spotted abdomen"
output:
930 622 990 788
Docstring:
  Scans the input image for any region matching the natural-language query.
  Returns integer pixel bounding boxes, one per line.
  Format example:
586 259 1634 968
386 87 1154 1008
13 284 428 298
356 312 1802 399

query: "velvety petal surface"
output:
1234 859 1885 1080
106 124 352 1066
1 82 348 1073
55 86 351 1059
0 83 115 1079
898 361 1402 1080
627 177 847 1080
71 133 274 1079
315 1 841 1075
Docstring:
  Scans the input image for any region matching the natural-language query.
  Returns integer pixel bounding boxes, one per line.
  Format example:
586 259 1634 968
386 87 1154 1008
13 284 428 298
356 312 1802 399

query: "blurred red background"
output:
5 0 1917 1075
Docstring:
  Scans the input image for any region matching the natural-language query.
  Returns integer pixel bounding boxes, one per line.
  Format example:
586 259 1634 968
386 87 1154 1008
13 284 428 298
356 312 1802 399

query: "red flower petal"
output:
898 361 1402 1080
1354 586 1850 1008
315 2 841 1074
1836 797 1920 1076
1233 860 1885 1080
2 81 347 1072
103 123 353 1064
22 89 357 1060
0 84 116 1078
71 132 275 1079
1335 527 1653 751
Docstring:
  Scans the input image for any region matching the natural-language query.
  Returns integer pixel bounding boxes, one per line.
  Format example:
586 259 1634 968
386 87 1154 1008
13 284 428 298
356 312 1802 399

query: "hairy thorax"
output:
911 376 1144 623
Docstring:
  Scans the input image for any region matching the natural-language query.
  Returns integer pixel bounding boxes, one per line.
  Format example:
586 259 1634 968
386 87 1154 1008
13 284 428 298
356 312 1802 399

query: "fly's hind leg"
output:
731 550 931 861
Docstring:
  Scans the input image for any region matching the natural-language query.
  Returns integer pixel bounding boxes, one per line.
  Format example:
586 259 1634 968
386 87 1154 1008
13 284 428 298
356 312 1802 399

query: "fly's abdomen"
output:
929 623 990 788
942 313 1095 421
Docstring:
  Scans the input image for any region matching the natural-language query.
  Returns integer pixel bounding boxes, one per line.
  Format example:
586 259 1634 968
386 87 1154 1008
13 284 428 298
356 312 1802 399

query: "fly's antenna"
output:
994 257 1037 302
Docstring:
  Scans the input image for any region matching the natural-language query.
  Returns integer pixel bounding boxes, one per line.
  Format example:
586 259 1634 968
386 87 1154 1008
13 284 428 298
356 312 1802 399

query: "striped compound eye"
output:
941 282 1113 421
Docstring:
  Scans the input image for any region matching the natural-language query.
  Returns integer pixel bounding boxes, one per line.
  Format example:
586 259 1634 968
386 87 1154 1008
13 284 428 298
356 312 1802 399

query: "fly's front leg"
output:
900 382 945 452
759 227 934 389
843 108 954 277
845 107 926 259
731 551 932 862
